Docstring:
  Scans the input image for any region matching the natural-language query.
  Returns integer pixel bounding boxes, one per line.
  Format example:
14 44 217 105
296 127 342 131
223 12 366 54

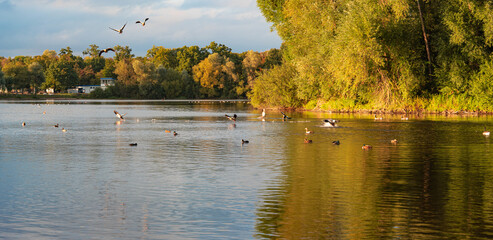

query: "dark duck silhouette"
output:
281 111 291 120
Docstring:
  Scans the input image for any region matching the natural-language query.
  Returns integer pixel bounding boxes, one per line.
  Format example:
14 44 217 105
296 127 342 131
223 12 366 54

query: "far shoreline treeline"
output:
0 42 282 101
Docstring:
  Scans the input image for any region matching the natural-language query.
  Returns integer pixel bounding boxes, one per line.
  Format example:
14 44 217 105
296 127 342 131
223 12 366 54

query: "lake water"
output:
1 100 493 239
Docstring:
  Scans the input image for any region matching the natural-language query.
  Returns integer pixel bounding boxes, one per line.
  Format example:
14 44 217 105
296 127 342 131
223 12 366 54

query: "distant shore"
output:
2 93 491 115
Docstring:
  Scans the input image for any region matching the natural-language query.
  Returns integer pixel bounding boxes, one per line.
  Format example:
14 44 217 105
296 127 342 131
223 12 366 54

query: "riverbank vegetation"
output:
254 0 493 112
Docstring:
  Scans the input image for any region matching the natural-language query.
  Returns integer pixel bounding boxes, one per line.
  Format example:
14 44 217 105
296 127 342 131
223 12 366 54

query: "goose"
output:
242 139 249 144
304 138 313 143
261 109 266 118
109 23 127 34
362 144 372 150
225 114 237 122
136 18 149 26
281 111 291 120
114 110 125 120
332 140 340 145
323 119 338 127
305 128 314 134
99 48 115 57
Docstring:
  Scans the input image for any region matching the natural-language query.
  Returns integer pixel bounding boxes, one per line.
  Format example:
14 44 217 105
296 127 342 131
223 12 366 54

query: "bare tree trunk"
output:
417 0 432 76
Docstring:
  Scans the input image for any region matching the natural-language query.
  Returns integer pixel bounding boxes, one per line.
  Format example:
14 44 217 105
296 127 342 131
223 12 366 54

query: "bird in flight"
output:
136 18 149 26
99 48 115 57
225 114 237 122
109 23 127 34
114 110 126 120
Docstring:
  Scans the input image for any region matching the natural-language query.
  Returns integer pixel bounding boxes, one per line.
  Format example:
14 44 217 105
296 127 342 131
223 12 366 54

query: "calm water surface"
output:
1 100 493 239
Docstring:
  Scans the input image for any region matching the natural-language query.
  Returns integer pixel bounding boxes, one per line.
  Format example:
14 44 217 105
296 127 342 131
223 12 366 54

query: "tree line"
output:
0 42 282 99
254 0 493 111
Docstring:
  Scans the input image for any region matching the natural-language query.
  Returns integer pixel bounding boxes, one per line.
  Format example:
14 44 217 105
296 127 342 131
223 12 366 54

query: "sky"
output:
0 0 282 57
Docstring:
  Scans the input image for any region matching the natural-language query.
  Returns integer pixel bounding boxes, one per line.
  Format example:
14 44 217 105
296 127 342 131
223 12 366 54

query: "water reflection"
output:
1 101 493 239
254 114 493 239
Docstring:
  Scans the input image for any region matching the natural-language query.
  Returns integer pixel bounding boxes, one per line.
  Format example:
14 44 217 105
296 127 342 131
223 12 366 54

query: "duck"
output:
391 139 398 144
242 139 249 144
22 122 26 127
164 130 171 133
332 140 340 145
109 23 127 34
401 115 409 120
305 128 314 134
323 119 338 127
225 114 237 122
173 131 178 136
374 114 383 120
304 138 313 143
281 111 291 120
362 144 372 150
483 131 490 136
129 143 138 146
136 18 149 26
261 109 266 119
53 123 59 128
62 128 67 132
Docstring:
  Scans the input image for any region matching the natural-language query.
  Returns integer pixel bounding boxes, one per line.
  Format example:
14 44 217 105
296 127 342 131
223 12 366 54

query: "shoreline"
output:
2 94 492 115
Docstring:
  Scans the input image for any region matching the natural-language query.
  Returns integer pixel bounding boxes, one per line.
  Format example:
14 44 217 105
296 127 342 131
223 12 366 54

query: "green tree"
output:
27 62 45 95
2 61 30 92
114 45 135 62
176 46 209 73
83 44 101 58
43 58 78 92
146 46 178 69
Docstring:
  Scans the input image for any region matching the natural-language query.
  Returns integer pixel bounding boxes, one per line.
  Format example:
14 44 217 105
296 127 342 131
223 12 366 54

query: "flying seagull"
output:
109 23 127 34
136 18 149 26
99 48 115 57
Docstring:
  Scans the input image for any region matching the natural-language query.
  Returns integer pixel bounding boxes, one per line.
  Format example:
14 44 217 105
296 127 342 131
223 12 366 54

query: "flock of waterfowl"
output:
21 106 491 149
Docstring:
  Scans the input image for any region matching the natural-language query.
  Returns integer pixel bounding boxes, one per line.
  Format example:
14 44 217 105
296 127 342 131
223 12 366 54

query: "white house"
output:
67 78 116 94
100 78 115 90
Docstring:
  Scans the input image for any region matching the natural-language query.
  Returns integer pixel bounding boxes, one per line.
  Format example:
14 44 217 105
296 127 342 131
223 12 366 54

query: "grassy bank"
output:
303 94 493 114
